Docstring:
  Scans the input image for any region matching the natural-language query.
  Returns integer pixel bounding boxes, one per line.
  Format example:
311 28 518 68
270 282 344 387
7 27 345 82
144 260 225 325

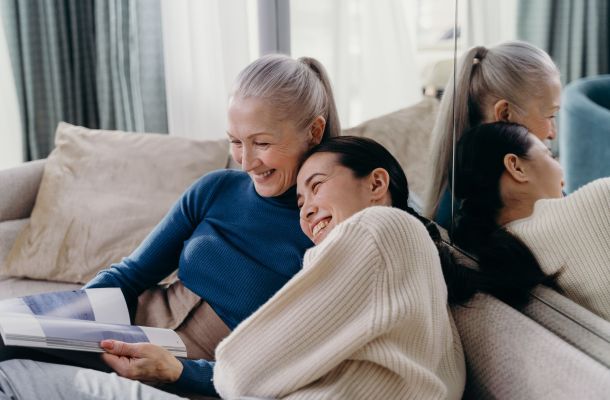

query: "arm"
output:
100 341 218 397
213 216 382 399
214 207 455 400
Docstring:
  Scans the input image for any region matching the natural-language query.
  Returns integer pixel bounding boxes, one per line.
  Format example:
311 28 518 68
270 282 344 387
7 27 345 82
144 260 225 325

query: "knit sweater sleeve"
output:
213 206 459 399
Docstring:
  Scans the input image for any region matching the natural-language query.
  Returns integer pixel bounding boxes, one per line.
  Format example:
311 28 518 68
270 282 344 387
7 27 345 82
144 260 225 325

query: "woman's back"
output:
507 178 610 319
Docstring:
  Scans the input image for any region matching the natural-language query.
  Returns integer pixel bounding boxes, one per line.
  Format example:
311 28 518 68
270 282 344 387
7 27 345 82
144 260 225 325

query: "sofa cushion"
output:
342 97 439 210
2 122 229 284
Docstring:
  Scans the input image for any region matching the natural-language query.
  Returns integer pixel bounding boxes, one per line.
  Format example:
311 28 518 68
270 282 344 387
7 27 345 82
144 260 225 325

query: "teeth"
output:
313 219 329 237
257 170 273 178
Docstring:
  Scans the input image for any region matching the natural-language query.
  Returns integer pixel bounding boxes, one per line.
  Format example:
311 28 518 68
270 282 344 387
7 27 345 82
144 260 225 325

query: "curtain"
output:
463 0 518 48
1 0 167 161
160 0 255 140
517 0 610 85
0 10 23 168
291 0 421 128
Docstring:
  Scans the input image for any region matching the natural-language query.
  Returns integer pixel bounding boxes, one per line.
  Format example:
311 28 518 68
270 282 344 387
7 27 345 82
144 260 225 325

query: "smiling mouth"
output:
252 169 275 180
312 218 331 239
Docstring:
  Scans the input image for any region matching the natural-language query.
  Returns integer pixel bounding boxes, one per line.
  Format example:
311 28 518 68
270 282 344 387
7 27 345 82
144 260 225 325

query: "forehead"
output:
227 96 300 138
535 76 562 108
297 153 340 183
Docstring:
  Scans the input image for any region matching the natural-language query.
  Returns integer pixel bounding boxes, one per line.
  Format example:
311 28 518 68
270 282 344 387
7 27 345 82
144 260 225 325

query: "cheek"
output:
299 219 311 238
230 147 242 165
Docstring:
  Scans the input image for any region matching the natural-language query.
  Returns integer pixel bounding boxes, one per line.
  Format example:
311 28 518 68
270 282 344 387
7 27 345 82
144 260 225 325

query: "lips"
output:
251 169 275 182
312 217 331 239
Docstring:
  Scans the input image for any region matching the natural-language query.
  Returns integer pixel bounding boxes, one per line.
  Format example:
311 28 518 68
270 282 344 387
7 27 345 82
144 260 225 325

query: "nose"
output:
548 120 557 140
241 146 259 171
300 201 317 222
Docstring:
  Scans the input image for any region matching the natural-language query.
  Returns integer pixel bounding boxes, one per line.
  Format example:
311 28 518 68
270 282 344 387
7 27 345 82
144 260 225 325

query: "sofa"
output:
2 97 610 399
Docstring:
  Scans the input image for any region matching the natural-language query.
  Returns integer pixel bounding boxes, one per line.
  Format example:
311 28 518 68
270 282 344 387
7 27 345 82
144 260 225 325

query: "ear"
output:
308 116 326 146
368 168 391 204
503 153 529 183
493 99 511 122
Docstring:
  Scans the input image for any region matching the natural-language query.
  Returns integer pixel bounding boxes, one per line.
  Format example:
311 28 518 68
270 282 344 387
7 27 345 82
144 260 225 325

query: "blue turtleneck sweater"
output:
85 169 312 396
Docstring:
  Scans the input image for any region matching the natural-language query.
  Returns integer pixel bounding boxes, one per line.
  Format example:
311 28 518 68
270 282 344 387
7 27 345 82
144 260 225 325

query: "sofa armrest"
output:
0 159 45 222
0 218 28 266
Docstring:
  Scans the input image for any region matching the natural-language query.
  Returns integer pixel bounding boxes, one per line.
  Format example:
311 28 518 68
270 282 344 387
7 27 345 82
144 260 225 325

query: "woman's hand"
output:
100 340 184 384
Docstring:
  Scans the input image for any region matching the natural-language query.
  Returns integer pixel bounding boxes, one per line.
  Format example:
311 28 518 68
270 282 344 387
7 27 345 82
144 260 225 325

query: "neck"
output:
496 199 535 226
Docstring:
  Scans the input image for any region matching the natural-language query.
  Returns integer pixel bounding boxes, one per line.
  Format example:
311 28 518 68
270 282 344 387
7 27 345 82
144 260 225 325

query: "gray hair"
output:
232 54 340 140
424 41 560 218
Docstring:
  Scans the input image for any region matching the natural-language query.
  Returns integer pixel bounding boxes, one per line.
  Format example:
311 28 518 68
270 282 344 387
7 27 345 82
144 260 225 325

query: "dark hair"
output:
304 136 476 304
453 122 558 306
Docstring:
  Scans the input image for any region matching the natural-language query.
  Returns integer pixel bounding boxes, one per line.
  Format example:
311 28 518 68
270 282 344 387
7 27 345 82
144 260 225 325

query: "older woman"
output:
453 122 610 316
424 41 561 227
213 137 466 400
0 54 340 399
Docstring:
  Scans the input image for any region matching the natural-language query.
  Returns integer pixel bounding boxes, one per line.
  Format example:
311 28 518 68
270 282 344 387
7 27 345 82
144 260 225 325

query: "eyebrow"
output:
226 131 275 140
304 172 326 187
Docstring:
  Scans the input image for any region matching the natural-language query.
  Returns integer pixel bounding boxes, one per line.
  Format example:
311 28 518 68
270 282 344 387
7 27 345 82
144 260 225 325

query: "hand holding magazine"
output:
0 288 186 358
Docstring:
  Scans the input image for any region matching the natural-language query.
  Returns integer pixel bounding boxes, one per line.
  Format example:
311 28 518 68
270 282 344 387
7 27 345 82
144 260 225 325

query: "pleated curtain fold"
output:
1 0 167 161
518 0 610 85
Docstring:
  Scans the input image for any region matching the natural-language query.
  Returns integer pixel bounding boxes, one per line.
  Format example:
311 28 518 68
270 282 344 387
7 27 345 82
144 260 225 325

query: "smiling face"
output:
522 133 565 200
227 96 318 197
297 152 382 245
511 76 562 141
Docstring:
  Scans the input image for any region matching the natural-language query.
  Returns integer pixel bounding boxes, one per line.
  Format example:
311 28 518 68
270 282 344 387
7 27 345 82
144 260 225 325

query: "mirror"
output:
448 0 610 353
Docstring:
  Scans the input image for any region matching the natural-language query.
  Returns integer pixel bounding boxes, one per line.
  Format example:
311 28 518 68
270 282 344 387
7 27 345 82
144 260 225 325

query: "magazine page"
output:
0 288 129 325
0 313 186 358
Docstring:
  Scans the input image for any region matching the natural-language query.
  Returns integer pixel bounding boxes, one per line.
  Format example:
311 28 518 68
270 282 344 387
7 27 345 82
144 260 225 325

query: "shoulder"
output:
186 169 249 194
346 206 429 241
526 178 610 221
567 178 610 204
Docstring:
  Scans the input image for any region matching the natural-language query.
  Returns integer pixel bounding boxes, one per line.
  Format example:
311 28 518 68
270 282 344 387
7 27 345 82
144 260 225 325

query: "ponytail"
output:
298 57 341 139
425 46 488 218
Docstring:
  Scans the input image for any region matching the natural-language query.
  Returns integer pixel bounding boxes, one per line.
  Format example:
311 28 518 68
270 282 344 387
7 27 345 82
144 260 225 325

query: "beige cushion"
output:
342 97 439 208
2 122 229 283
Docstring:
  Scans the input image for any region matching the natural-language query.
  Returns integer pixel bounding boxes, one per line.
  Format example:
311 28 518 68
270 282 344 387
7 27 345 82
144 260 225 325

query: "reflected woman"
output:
213 136 467 400
424 41 561 227
453 122 610 317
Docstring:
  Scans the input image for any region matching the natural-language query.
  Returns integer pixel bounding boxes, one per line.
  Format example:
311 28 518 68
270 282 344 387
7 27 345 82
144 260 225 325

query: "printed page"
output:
0 313 186 357
0 288 129 325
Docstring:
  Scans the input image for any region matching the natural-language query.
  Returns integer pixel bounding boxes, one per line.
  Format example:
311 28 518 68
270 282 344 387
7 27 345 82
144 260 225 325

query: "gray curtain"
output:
517 0 610 86
1 0 167 161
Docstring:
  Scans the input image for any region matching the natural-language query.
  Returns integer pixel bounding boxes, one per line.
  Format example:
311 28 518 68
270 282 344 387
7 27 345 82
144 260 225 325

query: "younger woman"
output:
213 136 467 400
454 122 610 316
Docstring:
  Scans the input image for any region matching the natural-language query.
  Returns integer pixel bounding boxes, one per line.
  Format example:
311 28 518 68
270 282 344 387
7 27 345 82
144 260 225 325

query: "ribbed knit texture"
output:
213 206 466 400
85 169 312 395
507 178 610 320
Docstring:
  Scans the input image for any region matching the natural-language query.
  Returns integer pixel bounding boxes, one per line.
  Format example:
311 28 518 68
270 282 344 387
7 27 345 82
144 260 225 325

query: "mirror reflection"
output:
436 0 610 323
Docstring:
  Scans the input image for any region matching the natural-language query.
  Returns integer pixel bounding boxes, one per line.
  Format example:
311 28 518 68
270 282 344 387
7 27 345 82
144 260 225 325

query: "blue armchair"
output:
559 75 610 193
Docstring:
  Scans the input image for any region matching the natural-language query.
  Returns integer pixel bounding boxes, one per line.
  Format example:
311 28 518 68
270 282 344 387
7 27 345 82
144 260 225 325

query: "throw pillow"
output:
3 122 229 283
342 97 439 210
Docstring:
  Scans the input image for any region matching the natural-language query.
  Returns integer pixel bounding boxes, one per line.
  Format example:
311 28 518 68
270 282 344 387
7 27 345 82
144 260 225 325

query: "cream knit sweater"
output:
213 206 466 400
507 178 610 320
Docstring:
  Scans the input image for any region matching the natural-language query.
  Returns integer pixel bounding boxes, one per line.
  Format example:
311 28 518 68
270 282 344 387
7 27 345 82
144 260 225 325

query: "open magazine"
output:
0 288 186 358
